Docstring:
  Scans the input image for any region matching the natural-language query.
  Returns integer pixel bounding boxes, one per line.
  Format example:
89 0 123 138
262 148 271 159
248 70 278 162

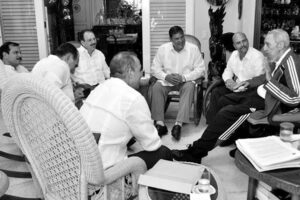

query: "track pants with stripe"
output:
190 88 265 158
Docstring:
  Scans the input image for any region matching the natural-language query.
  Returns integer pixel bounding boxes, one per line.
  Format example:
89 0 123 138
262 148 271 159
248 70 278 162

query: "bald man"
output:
206 32 266 124
172 33 269 163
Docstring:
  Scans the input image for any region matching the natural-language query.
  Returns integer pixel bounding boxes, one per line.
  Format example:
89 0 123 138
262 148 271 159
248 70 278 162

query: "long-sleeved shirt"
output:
72 46 110 86
32 55 74 101
151 42 205 86
222 47 265 83
80 78 161 169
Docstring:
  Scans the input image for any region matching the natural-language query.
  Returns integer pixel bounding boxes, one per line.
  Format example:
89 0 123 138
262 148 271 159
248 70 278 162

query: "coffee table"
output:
139 163 226 200
235 150 300 200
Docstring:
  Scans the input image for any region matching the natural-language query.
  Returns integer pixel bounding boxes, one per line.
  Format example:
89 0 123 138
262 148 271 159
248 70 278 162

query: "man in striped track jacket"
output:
172 29 300 163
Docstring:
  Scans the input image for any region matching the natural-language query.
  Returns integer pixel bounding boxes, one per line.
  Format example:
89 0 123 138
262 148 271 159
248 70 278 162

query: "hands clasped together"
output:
165 73 185 85
225 79 249 93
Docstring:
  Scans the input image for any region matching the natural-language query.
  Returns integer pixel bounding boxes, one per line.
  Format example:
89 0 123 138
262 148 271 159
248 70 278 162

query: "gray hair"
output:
109 51 140 78
268 29 290 49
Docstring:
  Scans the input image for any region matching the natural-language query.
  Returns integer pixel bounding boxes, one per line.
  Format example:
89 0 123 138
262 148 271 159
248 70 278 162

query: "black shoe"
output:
229 148 237 158
155 124 168 137
219 137 236 147
171 125 181 141
127 137 136 148
172 146 202 164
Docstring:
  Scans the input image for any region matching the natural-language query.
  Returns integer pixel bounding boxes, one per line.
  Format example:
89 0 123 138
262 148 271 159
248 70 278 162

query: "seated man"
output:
80 52 172 194
72 29 110 97
248 29 300 125
0 46 42 198
206 32 265 124
172 29 300 164
0 41 28 75
32 43 80 102
150 26 205 140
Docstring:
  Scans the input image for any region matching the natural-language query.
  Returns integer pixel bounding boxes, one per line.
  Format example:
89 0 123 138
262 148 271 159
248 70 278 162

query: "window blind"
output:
149 0 186 63
0 0 39 70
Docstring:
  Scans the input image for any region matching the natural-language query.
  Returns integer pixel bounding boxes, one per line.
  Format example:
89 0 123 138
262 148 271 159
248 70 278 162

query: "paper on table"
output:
236 136 300 172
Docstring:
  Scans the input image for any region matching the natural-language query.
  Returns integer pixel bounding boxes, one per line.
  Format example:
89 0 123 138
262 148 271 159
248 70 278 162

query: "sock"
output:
156 121 165 126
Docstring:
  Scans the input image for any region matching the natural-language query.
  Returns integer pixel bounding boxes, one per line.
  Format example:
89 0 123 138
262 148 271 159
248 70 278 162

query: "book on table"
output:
236 136 300 172
138 159 203 194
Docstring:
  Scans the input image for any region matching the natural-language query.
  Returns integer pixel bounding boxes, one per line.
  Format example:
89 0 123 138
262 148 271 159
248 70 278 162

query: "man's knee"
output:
218 105 237 115
182 81 195 90
152 82 165 93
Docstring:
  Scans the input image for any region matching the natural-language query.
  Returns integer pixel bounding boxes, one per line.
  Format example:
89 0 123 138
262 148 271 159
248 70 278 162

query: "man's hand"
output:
232 81 249 92
74 87 85 100
165 73 184 85
225 79 237 91
264 59 272 81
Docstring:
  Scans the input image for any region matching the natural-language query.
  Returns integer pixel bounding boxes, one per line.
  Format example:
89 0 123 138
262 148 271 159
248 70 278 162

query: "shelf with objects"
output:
92 0 142 64
92 23 142 65
254 0 300 54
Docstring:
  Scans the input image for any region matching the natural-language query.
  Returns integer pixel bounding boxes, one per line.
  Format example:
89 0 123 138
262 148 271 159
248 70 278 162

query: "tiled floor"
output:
160 102 249 200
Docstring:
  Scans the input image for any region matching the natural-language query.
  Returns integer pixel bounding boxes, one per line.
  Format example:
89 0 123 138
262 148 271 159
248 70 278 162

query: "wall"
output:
194 0 257 71
72 0 257 66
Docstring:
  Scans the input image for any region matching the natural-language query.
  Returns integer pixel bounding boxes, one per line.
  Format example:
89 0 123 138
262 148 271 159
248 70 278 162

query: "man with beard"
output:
150 26 205 141
248 29 300 125
206 32 265 124
0 42 28 75
172 32 271 163
72 29 110 97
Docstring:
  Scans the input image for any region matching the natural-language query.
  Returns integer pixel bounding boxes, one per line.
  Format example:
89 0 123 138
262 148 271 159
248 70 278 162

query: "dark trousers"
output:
190 88 265 158
130 145 173 169
206 85 231 124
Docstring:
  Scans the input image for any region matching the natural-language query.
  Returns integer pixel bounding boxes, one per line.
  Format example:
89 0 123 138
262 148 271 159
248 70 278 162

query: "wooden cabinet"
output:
254 0 300 54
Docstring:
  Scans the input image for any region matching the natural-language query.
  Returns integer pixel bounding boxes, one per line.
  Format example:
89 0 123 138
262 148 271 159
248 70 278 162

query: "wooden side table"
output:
235 150 300 200
0 171 9 197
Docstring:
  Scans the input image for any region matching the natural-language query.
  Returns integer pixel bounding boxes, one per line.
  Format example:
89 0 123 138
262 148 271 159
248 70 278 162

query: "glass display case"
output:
254 0 300 54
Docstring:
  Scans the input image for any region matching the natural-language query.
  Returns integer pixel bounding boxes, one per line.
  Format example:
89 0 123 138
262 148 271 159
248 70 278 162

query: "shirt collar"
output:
271 48 291 76
237 47 251 61
79 45 95 56
275 48 291 67
171 42 187 53
4 64 14 70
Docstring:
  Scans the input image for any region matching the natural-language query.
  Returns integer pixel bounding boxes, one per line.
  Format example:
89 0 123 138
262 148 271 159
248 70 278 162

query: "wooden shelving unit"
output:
254 0 300 54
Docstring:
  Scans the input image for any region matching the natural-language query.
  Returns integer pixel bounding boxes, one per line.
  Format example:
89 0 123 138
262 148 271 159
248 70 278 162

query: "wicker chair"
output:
1 73 141 200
